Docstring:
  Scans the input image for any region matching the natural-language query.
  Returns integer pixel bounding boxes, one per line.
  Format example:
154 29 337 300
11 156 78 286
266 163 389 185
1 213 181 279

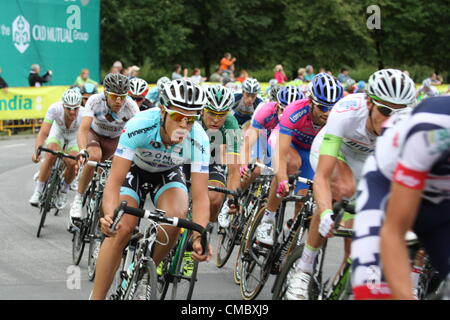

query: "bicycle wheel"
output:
239 205 272 300
87 210 103 281
216 213 241 268
170 232 199 300
272 244 304 300
72 222 87 265
124 259 158 300
36 167 59 238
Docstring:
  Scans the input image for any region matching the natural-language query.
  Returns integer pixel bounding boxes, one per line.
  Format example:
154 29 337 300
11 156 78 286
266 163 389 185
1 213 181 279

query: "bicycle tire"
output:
272 244 304 300
36 165 59 238
87 197 103 281
124 259 158 300
170 231 199 300
239 205 271 300
72 223 87 265
216 213 241 268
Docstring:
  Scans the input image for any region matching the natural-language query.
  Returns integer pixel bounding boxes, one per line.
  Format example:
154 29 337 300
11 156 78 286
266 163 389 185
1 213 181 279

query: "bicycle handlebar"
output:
86 160 112 169
111 201 210 255
37 146 77 160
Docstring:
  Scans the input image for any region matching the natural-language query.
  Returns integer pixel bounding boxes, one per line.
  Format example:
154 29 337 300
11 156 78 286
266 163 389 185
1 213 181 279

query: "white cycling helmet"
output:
157 76 171 93
367 69 416 105
62 88 82 106
160 79 207 111
128 78 149 96
242 78 261 94
422 79 432 88
205 85 235 112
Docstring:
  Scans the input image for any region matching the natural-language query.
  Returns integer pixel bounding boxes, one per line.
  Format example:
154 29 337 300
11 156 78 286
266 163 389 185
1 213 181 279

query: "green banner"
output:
0 0 100 87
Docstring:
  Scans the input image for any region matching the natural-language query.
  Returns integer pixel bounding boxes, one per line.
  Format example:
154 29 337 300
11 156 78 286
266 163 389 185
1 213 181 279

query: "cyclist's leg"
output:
62 142 79 187
91 194 139 300
76 132 103 195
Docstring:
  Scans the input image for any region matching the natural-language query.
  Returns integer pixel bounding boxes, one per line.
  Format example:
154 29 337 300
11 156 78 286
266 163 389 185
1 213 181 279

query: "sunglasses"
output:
64 104 80 110
204 108 228 118
371 98 403 117
130 96 144 102
106 92 127 101
164 106 200 124
312 101 333 113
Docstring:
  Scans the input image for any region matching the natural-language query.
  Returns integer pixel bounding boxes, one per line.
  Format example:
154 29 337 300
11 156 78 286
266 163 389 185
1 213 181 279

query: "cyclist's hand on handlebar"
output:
240 165 250 180
192 236 212 262
276 180 290 198
32 150 41 163
76 149 89 167
100 215 117 237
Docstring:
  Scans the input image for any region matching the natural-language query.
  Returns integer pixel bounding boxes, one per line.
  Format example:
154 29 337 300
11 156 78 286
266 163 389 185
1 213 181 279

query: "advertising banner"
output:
0 0 100 87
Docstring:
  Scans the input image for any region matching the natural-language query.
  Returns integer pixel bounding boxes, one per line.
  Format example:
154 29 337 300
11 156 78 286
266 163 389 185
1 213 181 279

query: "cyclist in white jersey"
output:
29 88 83 209
285 69 416 300
69 73 139 226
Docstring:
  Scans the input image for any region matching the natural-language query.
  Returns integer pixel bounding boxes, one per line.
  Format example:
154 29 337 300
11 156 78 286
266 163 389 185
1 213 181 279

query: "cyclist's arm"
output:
101 155 133 223
313 134 342 216
77 116 93 151
380 182 422 300
35 121 52 151
240 126 259 164
274 132 293 185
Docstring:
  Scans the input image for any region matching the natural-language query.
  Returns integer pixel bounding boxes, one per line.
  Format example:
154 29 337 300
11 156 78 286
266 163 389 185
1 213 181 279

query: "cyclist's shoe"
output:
29 190 42 207
218 203 230 228
285 269 311 300
70 179 79 191
70 194 83 220
183 251 195 277
55 192 69 210
255 220 275 246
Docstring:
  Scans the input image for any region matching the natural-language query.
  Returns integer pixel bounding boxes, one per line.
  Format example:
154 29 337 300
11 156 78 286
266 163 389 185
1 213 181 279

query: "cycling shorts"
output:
46 123 79 153
87 129 119 161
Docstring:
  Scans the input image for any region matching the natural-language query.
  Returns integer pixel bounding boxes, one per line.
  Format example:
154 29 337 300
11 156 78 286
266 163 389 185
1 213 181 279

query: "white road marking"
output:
0 143 26 149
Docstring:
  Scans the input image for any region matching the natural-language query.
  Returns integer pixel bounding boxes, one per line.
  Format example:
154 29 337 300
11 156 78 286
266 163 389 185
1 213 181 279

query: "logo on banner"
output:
12 15 30 54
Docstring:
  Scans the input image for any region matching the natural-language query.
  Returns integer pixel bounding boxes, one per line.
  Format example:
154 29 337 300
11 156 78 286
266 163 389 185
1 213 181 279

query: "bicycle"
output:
107 201 211 300
71 160 112 281
272 200 354 300
35 146 77 238
240 168 314 300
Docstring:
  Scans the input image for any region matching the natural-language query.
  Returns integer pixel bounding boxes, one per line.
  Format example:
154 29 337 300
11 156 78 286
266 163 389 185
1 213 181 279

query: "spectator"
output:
304 65 315 82
74 68 98 87
190 68 206 85
120 66 129 76
337 68 351 83
326 70 333 76
236 70 249 83
0 67 8 89
209 67 222 82
430 72 443 85
112 61 123 73
355 80 366 93
28 64 52 87
296 68 306 81
109 66 119 74
274 64 288 84
172 64 183 80
128 65 140 79
319 67 326 74
219 52 236 77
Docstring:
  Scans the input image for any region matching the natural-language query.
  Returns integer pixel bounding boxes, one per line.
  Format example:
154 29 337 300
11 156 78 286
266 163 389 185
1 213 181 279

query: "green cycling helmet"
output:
205 84 235 112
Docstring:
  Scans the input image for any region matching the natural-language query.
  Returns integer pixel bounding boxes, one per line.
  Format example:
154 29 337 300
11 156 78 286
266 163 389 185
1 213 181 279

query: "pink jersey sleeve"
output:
251 102 279 130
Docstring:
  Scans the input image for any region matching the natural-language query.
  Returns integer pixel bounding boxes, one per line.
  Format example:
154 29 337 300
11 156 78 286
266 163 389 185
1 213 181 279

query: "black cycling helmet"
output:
103 73 130 95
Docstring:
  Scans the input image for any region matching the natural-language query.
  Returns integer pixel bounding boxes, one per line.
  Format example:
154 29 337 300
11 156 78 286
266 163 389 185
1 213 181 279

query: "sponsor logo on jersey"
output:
345 139 374 153
127 124 158 138
393 164 425 189
335 99 361 113
289 108 308 123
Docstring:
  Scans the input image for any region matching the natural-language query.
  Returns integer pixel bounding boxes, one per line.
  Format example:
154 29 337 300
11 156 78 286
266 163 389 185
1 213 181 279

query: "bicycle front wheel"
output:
36 169 59 238
272 244 304 300
124 259 158 300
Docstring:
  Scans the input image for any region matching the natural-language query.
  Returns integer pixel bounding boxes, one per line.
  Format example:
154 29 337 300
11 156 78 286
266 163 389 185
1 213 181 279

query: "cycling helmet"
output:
205 85 234 112
268 79 278 87
422 78 432 88
268 84 281 102
357 80 366 90
129 78 149 96
80 83 98 95
242 78 261 94
62 88 82 106
103 73 130 95
308 73 344 107
157 76 171 93
277 85 304 107
160 79 207 111
367 69 416 105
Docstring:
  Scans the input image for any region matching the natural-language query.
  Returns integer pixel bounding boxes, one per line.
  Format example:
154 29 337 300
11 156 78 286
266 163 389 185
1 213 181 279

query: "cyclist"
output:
253 74 343 246
285 69 416 300
29 88 83 209
90 79 211 300
416 79 440 100
265 79 280 102
146 76 171 109
68 73 140 227
79 83 98 107
232 78 263 127
128 77 153 111
351 96 450 300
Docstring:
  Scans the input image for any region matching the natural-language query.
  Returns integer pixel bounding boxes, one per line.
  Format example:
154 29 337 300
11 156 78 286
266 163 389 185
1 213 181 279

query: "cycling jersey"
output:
352 96 450 299
115 108 210 174
251 101 279 133
44 101 82 151
82 93 140 138
417 85 440 99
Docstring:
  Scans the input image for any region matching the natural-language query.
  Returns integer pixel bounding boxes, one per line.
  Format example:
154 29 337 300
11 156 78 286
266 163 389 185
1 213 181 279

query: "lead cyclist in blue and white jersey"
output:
351 96 450 299
90 79 212 300
285 69 416 300
29 88 83 209
232 78 263 127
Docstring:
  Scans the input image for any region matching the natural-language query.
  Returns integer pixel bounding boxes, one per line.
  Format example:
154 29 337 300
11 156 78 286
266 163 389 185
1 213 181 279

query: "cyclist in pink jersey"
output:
255 73 344 246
